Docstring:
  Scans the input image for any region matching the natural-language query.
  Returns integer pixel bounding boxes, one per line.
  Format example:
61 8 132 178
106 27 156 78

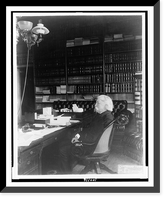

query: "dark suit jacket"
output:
79 110 114 143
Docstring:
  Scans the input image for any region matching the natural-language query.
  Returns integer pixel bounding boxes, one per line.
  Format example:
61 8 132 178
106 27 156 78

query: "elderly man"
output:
58 95 114 174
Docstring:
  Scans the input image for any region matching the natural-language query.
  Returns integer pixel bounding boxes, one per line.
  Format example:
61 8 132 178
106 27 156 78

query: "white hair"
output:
97 95 114 112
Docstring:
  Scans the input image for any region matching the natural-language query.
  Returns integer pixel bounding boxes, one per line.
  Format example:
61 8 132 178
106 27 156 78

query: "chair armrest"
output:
72 140 97 147
71 115 124 157
72 117 117 147
71 139 98 157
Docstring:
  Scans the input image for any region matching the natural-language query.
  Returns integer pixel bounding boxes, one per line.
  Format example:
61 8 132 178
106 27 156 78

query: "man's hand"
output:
71 133 80 143
71 137 80 144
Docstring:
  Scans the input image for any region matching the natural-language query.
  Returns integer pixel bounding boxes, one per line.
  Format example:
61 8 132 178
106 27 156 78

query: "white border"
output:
6 6 155 189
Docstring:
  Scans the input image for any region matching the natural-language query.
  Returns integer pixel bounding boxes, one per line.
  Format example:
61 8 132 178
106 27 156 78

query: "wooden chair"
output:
71 118 118 174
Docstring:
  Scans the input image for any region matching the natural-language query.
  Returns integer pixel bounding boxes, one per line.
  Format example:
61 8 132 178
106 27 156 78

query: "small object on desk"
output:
55 116 71 125
22 129 31 133
43 107 52 115
47 124 59 128
72 104 83 113
33 123 46 128
22 123 31 132
34 119 50 124
66 121 71 126
70 120 80 123
60 108 72 112
34 112 37 119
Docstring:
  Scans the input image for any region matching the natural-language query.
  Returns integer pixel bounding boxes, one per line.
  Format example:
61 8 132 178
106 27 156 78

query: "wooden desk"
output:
18 122 81 175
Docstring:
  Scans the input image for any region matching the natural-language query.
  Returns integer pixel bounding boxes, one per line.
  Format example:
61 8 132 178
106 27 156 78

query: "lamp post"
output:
17 19 49 49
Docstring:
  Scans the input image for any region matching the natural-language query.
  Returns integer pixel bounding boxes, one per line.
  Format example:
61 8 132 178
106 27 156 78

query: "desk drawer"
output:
19 145 41 163
18 155 39 175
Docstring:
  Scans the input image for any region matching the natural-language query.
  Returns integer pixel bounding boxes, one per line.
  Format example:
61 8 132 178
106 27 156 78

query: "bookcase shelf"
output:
104 49 142 54
66 42 104 98
134 70 142 134
34 48 66 109
104 38 142 53
35 102 53 104
67 83 103 85
67 92 104 95
34 37 142 114
105 92 134 94
35 93 67 95
105 60 142 64
104 39 142 97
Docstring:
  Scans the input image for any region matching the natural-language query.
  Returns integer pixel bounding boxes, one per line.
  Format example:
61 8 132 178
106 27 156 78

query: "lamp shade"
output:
17 21 33 31
32 22 49 35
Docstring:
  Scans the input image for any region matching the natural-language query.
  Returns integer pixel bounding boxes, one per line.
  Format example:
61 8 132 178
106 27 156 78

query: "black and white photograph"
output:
4 4 160 193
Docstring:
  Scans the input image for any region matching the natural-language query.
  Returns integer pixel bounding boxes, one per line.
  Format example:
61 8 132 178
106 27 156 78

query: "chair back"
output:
93 121 115 154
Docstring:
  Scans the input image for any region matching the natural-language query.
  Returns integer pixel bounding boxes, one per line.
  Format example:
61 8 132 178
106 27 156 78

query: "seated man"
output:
58 95 114 174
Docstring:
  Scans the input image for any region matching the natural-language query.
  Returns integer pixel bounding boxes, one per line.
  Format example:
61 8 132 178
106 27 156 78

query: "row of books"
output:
105 61 142 73
68 74 103 84
135 78 142 92
35 68 65 77
35 95 50 102
135 106 142 119
104 34 142 41
104 38 142 53
68 76 91 84
135 91 142 105
136 120 142 133
35 58 65 68
66 37 99 47
35 93 67 102
67 65 103 75
72 84 103 94
35 86 67 95
42 51 65 59
68 55 103 66
35 61 141 78
35 77 66 85
105 51 142 63
105 83 134 93
35 84 103 95
67 43 102 56
35 87 50 94
105 73 135 83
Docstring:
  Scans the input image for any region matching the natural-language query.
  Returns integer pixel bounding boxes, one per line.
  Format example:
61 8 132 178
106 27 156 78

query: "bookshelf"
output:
103 37 142 146
34 36 142 117
66 39 104 101
104 38 142 113
34 48 66 110
134 73 142 134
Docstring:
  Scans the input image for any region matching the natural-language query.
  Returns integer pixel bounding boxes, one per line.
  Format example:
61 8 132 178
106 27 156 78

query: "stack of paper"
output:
50 116 71 126
18 126 64 147
43 107 52 115
60 85 66 94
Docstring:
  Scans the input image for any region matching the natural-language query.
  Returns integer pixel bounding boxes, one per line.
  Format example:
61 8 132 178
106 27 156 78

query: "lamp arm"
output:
17 20 49 49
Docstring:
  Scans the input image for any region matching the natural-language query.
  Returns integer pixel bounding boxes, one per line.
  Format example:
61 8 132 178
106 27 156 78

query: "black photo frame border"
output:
3 2 160 193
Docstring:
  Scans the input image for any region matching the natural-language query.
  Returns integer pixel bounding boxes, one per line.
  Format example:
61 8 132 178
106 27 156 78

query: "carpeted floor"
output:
42 147 142 175
72 150 141 174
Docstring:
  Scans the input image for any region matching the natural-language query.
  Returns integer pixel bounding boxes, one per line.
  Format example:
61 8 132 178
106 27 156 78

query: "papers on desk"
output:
18 115 80 147
49 115 71 126
18 126 64 147
72 104 83 112
69 119 80 123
